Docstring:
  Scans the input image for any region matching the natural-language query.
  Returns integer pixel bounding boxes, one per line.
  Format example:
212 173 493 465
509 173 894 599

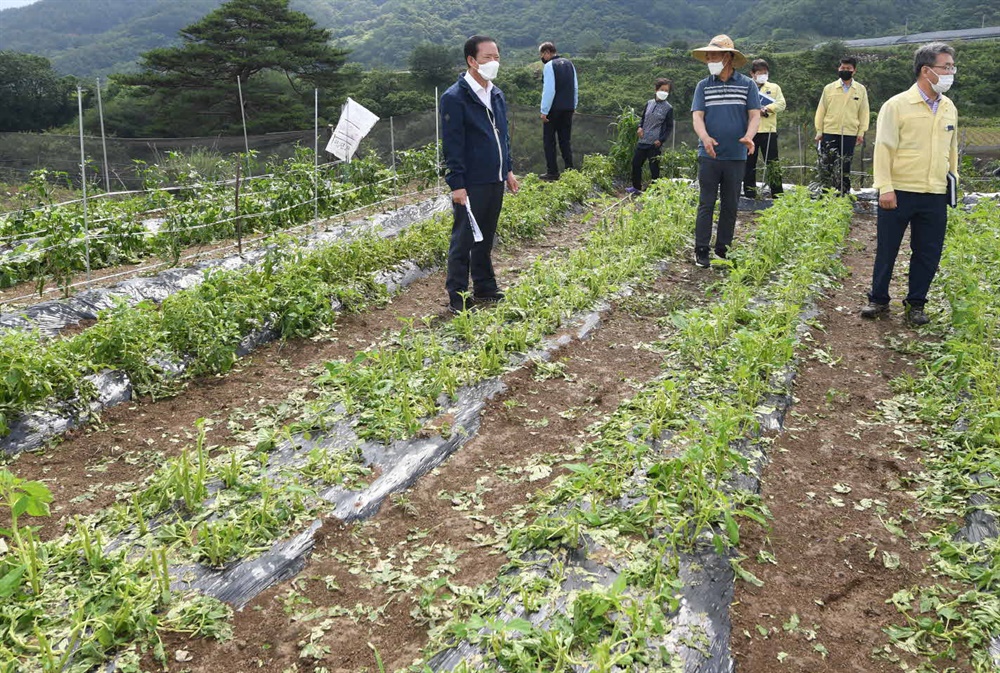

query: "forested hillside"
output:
314 0 747 65
1 0 997 76
0 0 221 76
737 0 998 42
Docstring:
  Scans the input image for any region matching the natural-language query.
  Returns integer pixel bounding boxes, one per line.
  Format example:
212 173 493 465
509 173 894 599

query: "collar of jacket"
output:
458 74 498 106
903 82 952 109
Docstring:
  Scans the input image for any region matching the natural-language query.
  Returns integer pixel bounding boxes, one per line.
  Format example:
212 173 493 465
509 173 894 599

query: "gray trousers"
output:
695 156 745 252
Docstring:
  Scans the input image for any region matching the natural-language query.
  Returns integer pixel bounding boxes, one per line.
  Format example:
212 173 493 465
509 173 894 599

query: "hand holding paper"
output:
465 198 484 243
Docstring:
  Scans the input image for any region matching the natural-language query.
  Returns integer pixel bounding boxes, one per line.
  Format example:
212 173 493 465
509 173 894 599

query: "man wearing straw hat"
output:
690 34 761 268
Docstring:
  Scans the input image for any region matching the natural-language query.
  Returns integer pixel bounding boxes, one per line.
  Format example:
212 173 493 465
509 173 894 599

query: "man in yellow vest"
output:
814 56 870 194
743 58 786 199
860 43 958 326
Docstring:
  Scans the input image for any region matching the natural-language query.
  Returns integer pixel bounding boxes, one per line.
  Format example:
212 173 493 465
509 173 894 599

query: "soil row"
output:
9 199 611 542
143 219 722 672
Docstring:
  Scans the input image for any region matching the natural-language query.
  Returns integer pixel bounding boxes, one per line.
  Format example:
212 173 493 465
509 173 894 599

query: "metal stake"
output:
96 78 110 192
435 86 441 192
77 87 92 283
237 76 251 177
314 88 319 228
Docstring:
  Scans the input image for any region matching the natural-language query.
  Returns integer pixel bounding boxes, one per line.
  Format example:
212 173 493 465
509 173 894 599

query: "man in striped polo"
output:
691 34 761 268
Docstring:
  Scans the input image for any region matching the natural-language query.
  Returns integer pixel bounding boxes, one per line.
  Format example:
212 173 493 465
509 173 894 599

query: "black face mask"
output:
838 70 853 81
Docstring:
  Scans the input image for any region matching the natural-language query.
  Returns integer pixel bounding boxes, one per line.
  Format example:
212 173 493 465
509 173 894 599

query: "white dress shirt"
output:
463 71 493 108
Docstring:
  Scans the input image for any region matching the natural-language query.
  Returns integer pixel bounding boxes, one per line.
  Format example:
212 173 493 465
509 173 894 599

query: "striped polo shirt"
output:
692 71 761 160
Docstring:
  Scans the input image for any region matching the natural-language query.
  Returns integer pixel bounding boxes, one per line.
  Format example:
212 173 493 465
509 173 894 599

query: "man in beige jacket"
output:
860 43 958 326
743 58 786 198
814 56 870 194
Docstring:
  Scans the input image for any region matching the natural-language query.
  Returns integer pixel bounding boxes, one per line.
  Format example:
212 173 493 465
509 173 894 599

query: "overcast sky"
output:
0 0 40 9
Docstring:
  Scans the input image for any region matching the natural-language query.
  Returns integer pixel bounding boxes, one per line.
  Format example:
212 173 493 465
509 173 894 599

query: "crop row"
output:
876 200 1000 671
0 158 619 671
0 180 854 672
0 146 439 295
410 187 854 671
0 158 612 440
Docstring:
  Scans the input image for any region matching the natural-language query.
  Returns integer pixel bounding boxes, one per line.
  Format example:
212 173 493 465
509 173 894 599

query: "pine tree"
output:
118 0 348 135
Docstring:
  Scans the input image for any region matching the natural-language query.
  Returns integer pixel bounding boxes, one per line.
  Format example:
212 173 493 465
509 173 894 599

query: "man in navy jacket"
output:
440 35 520 314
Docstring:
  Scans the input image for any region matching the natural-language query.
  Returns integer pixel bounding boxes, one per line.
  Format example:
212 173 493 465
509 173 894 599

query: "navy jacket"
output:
545 56 578 113
440 75 512 190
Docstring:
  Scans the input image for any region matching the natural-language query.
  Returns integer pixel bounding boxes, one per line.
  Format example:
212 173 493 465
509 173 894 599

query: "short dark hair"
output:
655 78 672 90
913 42 955 80
750 58 769 73
539 41 556 55
464 35 496 62
839 56 857 68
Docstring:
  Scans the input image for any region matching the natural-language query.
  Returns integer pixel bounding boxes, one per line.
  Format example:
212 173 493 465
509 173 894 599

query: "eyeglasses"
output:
930 64 957 74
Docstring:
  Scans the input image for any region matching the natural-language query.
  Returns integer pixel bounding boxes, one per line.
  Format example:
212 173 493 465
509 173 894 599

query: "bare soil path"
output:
731 214 962 672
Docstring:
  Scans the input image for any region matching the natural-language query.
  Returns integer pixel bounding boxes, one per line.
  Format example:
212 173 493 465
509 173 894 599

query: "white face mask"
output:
755 73 769 84
655 90 669 101
476 60 500 81
930 72 953 94
707 61 724 76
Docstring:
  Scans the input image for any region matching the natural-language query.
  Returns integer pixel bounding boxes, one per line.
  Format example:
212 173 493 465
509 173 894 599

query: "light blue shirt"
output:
540 60 579 115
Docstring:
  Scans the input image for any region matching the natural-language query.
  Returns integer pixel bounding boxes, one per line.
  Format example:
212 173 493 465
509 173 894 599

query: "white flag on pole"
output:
326 98 380 161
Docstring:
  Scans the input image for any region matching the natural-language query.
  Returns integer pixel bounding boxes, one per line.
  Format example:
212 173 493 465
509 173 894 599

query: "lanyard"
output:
485 103 504 182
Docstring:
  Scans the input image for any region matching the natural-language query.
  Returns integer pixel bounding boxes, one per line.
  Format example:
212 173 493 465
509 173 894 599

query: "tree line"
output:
3 0 997 76
1 0 998 139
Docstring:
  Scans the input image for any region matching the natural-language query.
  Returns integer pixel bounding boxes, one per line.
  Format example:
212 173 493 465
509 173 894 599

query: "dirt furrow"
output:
731 214 951 672
7 206 598 541
146 257 717 672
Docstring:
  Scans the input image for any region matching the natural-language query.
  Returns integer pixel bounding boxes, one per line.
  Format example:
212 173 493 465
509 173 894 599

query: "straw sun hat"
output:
691 34 748 68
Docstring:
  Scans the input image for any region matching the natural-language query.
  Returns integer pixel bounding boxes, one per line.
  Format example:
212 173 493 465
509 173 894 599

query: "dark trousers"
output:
695 156 745 252
743 132 783 197
631 145 660 191
447 182 505 301
821 133 857 194
868 190 947 308
543 109 574 175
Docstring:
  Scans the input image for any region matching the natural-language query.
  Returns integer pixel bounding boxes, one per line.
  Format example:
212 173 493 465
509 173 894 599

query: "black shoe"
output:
539 173 560 181
448 296 471 315
743 190 757 199
695 248 711 268
860 301 889 319
714 247 728 260
905 305 930 326
474 291 505 304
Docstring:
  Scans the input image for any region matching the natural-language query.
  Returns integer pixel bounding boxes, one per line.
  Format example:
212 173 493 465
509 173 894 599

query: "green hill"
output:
0 0 996 77
0 0 222 77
